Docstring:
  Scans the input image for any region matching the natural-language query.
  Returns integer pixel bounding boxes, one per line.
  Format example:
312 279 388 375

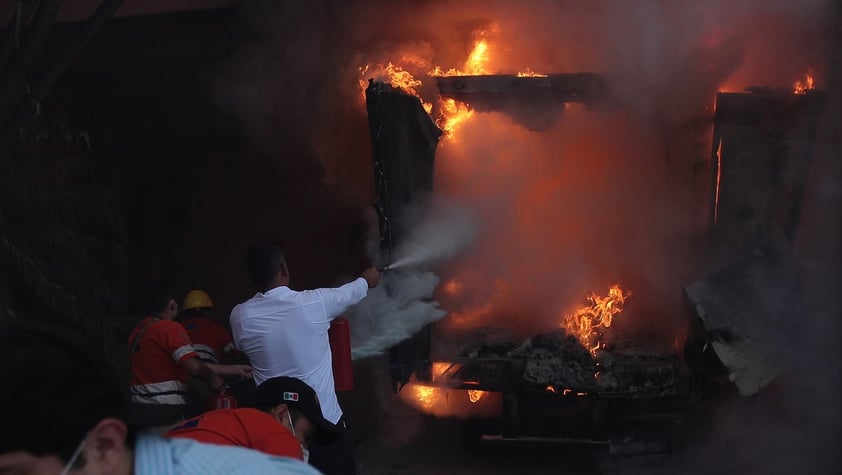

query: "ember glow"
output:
409 384 440 412
561 285 631 355
714 137 723 224
516 68 548 78
431 361 452 381
467 390 487 403
793 68 815 94
442 279 463 296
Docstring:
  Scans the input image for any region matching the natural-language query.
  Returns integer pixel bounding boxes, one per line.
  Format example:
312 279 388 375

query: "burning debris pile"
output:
462 329 682 398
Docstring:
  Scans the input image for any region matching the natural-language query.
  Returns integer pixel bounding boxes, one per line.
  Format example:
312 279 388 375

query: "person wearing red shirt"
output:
179 290 237 364
129 282 252 431
167 376 338 462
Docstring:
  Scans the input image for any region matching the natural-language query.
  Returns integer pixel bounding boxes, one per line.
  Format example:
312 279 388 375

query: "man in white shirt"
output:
230 242 379 474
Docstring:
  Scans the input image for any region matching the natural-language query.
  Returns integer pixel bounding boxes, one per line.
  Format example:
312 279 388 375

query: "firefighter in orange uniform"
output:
129 282 252 432
167 376 338 462
180 290 237 364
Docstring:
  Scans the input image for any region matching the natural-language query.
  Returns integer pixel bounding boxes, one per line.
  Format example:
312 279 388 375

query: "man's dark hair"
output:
0 322 135 462
244 243 286 289
143 279 174 315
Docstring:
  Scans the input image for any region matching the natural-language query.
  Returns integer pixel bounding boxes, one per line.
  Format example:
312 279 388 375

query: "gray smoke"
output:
348 199 479 359
348 270 445 360
388 199 480 270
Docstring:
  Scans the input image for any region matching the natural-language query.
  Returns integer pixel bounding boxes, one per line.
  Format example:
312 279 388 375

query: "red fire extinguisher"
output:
329 316 354 392
206 386 238 411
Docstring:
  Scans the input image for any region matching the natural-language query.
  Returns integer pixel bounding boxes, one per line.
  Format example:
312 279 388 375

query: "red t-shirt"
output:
180 317 235 363
166 408 303 460
128 317 198 386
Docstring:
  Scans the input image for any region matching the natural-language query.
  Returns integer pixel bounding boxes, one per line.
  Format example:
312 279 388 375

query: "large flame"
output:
358 26 544 141
793 68 815 94
358 63 433 114
429 37 491 77
561 285 631 355
437 98 475 138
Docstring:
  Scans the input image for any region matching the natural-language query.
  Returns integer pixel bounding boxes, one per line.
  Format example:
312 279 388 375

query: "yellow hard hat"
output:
182 290 213 311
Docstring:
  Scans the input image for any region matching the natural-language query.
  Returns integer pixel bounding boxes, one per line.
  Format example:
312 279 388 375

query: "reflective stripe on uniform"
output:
172 344 196 363
131 380 187 405
193 343 218 363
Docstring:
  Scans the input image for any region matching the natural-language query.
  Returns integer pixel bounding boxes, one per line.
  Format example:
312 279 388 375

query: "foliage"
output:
0 132 123 332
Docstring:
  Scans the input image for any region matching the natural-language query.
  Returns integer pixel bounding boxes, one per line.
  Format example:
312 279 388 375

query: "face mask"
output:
287 412 310 463
59 432 89 475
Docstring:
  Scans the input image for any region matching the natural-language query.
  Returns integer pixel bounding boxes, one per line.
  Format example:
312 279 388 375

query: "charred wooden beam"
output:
365 80 441 392
435 73 612 131
366 79 441 256
435 73 610 105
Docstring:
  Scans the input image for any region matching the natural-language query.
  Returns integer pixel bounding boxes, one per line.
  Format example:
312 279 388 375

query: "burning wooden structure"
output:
365 72 825 449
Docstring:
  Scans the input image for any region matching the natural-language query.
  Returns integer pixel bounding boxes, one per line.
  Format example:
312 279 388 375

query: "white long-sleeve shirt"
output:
229 278 368 424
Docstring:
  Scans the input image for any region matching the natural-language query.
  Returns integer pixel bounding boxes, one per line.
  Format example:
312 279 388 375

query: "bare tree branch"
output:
0 2 24 79
0 0 123 155
0 0 62 119
32 0 125 102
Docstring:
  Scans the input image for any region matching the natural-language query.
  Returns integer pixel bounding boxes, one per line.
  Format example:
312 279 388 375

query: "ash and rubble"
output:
461 329 681 397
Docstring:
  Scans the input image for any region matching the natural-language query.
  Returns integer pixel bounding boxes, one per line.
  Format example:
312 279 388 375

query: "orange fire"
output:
516 68 548 78
427 34 492 137
793 68 815 94
411 384 440 411
561 285 631 355
358 25 545 141
546 385 556 393
429 38 491 77
358 63 433 114
467 390 487 403
437 98 475 138
431 361 452 381
714 137 722 224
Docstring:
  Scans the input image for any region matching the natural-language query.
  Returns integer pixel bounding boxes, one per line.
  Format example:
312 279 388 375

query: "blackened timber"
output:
366 80 441 255
365 80 441 392
709 90 825 258
435 73 611 131
436 73 609 104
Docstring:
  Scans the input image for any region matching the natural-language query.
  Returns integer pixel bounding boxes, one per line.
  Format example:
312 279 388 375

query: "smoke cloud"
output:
349 199 479 359
388 199 480 270
209 0 839 466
